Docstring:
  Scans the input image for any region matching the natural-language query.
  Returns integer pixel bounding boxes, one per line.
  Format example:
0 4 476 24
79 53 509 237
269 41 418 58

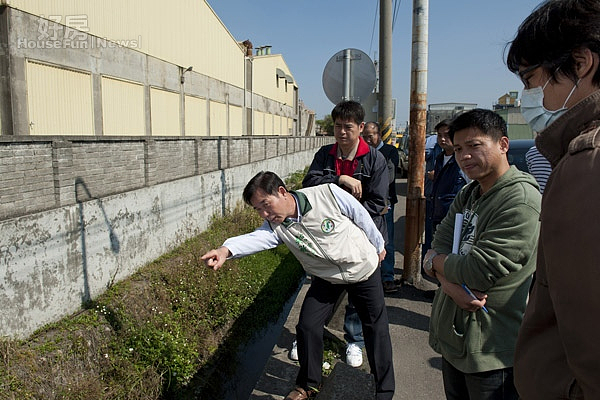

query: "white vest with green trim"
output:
271 184 379 284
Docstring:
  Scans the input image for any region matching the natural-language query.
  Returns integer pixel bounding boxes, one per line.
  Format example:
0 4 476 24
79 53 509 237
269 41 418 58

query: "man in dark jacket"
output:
429 121 468 235
303 100 389 369
362 121 400 293
423 122 444 258
303 109 388 232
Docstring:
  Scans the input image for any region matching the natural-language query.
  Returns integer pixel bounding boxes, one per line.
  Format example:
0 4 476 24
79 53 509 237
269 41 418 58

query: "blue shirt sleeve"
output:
222 220 282 258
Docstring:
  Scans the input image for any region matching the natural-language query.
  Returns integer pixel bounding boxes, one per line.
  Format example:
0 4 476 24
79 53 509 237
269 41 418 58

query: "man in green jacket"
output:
423 109 541 400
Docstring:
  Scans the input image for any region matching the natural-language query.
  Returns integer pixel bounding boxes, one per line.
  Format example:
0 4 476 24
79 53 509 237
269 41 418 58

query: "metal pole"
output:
343 49 352 101
403 0 428 284
379 0 394 144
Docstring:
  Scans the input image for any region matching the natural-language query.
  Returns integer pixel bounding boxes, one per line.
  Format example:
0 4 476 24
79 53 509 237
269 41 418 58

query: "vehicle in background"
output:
395 133 410 178
394 136 535 177
397 147 408 178
507 139 535 173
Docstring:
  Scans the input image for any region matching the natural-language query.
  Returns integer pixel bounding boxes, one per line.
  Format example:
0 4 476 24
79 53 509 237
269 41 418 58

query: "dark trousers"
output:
295 271 395 400
442 358 518 400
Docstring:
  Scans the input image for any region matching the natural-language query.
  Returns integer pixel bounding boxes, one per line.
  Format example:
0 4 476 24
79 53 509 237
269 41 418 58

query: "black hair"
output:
242 171 286 206
434 118 453 131
449 109 507 142
331 100 365 125
506 0 600 86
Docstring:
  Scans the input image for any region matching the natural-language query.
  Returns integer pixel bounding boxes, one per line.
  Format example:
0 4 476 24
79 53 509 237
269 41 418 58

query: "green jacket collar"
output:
281 190 312 227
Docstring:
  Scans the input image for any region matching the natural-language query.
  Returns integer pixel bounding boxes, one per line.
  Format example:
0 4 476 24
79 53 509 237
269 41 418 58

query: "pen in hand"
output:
462 284 489 313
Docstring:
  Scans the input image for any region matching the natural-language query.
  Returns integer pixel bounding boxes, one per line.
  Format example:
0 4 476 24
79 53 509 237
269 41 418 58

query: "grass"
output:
0 169 308 400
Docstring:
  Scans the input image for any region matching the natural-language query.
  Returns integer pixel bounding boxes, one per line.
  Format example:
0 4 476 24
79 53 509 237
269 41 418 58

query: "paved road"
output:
250 178 445 400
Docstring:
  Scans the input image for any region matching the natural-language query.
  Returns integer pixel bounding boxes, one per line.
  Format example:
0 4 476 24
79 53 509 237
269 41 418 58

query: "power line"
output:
370 0 401 58
369 0 379 58
392 0 401 31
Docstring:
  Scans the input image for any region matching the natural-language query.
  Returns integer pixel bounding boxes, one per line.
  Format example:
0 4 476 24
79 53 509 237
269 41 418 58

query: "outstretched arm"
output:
201 220 282 271
201 246 231 271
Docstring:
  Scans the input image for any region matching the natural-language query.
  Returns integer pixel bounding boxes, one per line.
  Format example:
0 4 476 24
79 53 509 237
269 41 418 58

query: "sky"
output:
209 1 543 126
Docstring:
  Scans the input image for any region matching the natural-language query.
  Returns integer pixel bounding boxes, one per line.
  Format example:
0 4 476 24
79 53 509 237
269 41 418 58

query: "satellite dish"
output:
322 48 376 105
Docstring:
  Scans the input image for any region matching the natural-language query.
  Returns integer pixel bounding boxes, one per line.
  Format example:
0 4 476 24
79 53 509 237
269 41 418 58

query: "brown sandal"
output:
285 387 315 400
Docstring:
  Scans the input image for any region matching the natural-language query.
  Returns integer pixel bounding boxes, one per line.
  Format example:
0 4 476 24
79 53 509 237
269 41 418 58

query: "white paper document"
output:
452 213 464 254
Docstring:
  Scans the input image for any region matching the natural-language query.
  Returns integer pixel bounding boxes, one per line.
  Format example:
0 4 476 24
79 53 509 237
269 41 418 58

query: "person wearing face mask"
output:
506 1 600 399
520 67 580 133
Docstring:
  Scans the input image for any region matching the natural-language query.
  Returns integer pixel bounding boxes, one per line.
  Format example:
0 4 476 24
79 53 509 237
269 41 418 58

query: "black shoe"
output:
383 280 399 293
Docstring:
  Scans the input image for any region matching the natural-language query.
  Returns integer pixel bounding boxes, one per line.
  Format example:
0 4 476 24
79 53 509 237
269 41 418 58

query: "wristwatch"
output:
424 250 438 273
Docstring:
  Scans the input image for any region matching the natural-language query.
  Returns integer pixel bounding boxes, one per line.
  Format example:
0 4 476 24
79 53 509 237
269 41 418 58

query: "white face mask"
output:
520 76 579 133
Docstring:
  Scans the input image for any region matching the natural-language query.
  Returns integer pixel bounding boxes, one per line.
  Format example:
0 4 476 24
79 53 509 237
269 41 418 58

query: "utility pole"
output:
378 0 394 145
403 0 429 284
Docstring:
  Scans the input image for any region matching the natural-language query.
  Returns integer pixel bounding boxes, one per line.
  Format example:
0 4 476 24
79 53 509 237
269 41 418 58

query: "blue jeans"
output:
380 204 395 282
343 299 364 347
442 358 518 400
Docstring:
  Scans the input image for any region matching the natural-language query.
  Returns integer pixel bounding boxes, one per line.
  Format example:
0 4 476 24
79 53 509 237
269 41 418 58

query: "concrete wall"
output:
0 135 334 338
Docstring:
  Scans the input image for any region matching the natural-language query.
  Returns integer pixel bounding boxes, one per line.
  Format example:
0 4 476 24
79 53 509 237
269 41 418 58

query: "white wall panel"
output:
274 114 282 135
101 76 145 136
150 88 179 136
254 110 265 135
184 95 207 136
209 101 226 136
264 113 273 136
228 104 243 137
9 0 244 88
26 61 93 135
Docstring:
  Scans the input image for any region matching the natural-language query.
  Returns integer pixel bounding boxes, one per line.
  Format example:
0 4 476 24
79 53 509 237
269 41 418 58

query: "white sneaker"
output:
345 343 363 367
289 339 298 361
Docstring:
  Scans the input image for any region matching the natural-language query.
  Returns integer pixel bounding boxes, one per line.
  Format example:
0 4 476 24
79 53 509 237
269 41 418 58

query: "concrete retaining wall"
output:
0 135 334 338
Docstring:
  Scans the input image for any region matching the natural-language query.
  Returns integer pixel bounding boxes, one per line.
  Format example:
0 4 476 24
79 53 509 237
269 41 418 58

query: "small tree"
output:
316 115 333 136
